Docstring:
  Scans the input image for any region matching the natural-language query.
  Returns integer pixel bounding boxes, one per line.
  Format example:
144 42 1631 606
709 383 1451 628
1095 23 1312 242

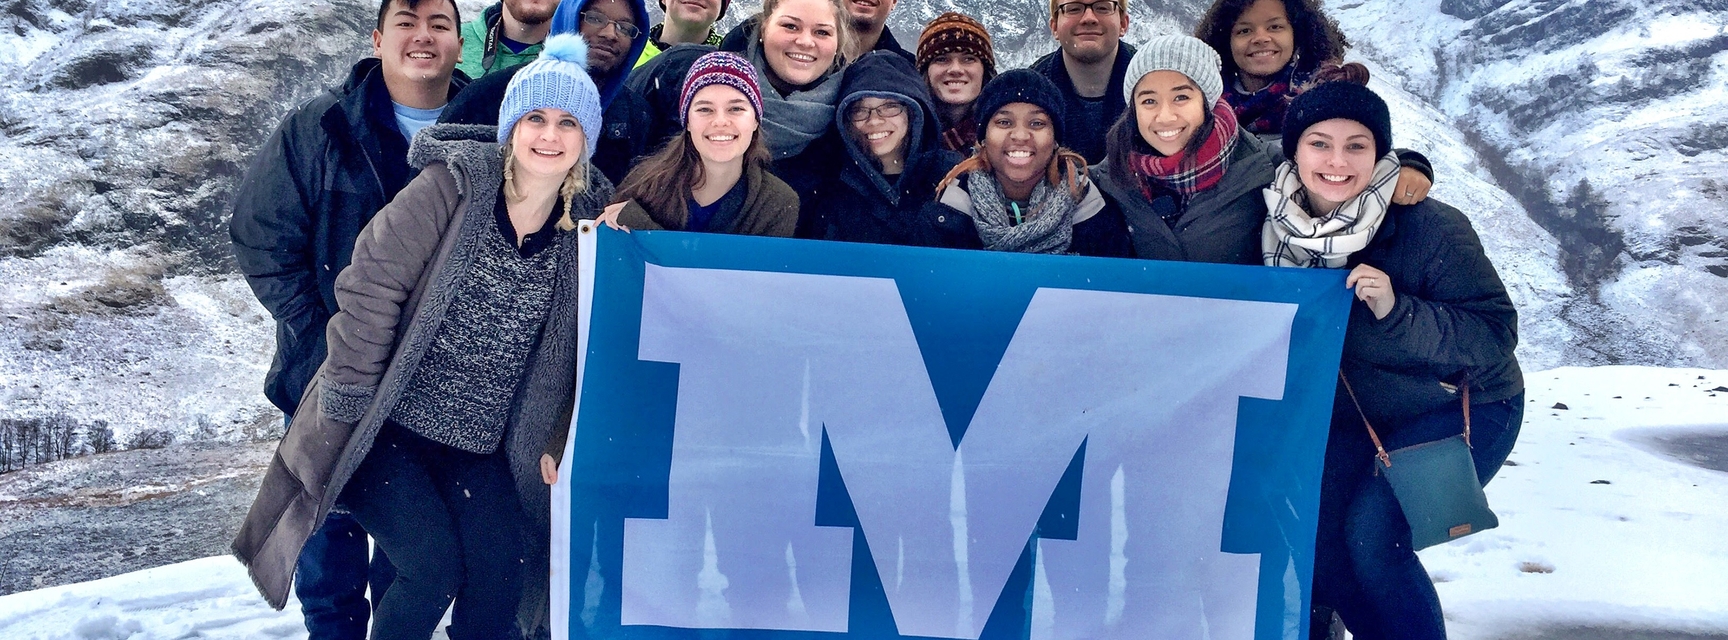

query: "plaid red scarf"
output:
1225 63 1305 136
1126 103 1240 201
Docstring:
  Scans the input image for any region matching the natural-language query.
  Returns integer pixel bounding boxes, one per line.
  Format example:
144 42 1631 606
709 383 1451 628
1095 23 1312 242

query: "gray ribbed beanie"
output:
497 33 603 161
1122 35 1224 108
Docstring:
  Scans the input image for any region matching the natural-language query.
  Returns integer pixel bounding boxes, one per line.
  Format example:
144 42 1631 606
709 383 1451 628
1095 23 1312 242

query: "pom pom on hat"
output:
540 29 590 65
497 33 604 161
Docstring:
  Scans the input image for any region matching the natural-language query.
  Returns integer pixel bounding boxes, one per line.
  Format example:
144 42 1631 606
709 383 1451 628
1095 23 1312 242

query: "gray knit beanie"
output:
497 33 603 161
1122 35 1224 109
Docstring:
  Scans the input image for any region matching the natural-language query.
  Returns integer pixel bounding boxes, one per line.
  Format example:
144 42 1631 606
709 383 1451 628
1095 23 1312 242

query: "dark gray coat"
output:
233 125 611 625
1093 131 1283 265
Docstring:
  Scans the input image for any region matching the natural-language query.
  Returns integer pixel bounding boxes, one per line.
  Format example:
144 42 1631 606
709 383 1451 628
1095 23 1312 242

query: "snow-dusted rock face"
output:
0 0 375 265
1332 0 1728 367
0 0 374 444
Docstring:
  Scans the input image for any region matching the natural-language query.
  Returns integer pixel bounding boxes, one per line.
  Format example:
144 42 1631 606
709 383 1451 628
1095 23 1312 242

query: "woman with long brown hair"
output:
595 51 798 235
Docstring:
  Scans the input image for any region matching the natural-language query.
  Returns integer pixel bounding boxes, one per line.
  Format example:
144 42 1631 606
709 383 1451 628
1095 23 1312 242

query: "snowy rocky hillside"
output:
0 0 379 446
1331 0 1728 367
0 0 1716 446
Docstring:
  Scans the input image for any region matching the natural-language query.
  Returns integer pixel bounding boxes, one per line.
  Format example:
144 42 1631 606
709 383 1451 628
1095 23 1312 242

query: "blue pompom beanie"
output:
497 34 604 161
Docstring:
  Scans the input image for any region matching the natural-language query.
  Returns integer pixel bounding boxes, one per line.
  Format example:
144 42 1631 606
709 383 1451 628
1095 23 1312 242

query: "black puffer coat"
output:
814 52 964 247
229 59 467 415
1335 198 1523 430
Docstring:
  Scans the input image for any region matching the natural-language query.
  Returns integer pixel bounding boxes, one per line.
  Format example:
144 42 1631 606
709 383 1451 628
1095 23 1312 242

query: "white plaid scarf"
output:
1261 153 1401 268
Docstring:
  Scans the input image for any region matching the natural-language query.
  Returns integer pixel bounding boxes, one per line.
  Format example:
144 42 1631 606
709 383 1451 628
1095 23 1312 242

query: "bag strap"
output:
1339 372 1392 469
1462 381 1472 448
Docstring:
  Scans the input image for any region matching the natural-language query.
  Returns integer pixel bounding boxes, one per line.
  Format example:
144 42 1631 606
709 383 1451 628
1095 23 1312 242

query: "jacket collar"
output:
1044 41 1137 106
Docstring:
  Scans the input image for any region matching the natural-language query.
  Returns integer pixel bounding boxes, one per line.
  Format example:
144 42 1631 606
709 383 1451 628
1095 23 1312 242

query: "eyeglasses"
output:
847 102 907 122
1055 0 1121 17
579 11 641 40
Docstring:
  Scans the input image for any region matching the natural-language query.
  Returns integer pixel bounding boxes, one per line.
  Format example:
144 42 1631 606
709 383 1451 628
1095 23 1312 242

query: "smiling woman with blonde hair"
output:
234 35 613 639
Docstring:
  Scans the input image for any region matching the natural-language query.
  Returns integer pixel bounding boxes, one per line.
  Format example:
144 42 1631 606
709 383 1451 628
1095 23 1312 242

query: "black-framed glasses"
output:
1055 0 1121 17
847 102 907 122
580 11 641 39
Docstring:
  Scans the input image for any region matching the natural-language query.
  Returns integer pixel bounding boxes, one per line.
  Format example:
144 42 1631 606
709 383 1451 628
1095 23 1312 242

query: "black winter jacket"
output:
1093 130 1281 265
817 52 964 246
1335 199 1523 430
229 59 467 415
437 62 650 186
1029 43 1137 165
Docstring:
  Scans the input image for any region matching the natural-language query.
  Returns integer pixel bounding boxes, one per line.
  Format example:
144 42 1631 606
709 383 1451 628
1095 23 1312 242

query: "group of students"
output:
227 0 1524 639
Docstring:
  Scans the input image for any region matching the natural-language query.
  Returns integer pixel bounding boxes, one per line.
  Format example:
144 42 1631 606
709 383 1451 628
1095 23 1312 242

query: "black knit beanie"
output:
973 69 1067 147
1281 80 1392 160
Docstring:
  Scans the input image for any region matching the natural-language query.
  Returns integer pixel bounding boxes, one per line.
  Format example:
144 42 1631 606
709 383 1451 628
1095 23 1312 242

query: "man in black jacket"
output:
1030 0 1135 164
228 0 465 637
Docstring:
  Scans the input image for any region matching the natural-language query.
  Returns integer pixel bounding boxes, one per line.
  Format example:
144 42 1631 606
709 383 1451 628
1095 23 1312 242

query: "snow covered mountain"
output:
1330 0 1728 366
0 0 1715 444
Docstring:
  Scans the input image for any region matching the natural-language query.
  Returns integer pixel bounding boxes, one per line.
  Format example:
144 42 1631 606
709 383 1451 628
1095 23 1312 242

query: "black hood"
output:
834 52 943 183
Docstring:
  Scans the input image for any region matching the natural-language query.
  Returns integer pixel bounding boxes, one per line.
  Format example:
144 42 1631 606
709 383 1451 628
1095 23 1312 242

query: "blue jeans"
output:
288 414 396 640
1313 392 1524 640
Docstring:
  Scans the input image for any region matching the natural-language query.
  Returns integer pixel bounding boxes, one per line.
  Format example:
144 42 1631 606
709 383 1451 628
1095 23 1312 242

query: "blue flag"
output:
551 226 1351 640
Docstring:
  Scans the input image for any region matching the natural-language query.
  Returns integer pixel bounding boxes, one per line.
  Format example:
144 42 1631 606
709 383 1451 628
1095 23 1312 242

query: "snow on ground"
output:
0 367 1723 639
1425 366 1728 638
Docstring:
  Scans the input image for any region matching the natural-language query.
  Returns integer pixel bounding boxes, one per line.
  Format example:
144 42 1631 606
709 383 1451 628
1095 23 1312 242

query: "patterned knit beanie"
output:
973 69 1067 146
679 51 765 126
1281 78 1393 160
1123 35 1224 109
916 13 996 80
497 34 604 161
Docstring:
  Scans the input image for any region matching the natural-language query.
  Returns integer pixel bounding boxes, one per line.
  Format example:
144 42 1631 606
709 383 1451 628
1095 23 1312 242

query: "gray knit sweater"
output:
389 208 564 453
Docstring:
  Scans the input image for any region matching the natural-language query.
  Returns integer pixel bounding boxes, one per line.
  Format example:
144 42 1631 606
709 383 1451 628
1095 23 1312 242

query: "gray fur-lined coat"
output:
232 124 610 627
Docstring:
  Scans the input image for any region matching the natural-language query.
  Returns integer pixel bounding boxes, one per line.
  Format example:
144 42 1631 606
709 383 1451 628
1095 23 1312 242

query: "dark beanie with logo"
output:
1281 78 1393 160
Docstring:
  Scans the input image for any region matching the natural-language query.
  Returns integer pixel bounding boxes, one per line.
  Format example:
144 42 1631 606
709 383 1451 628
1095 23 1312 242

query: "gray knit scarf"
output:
1261 153 1401 268
965 170 1081 255
745 40 844 160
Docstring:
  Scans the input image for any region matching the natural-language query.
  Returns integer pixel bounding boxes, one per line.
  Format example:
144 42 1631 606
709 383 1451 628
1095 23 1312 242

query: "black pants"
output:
341 421 526 640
